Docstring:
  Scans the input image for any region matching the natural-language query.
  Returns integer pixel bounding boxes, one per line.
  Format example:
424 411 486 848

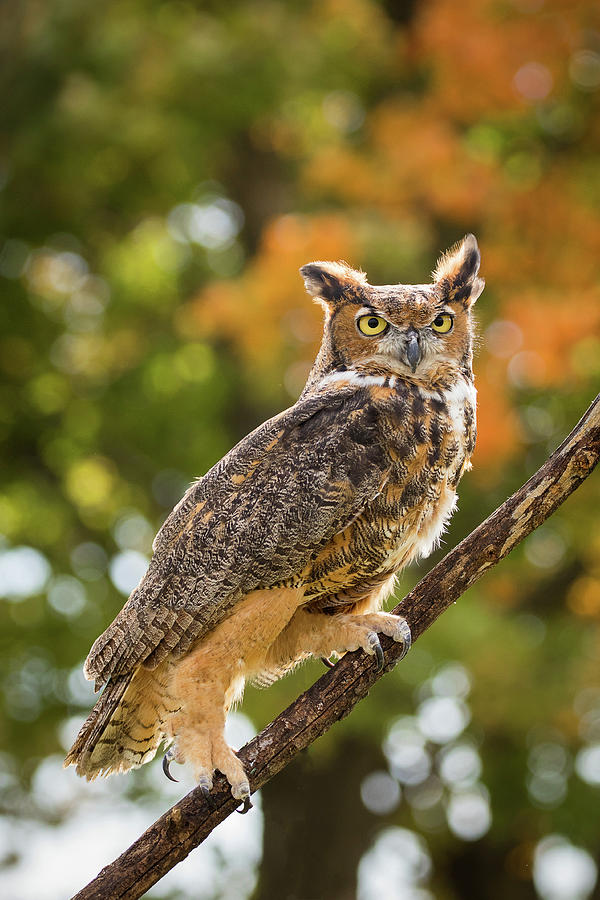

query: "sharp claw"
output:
233 780 251 813
236 796 253 815
396 619 412 661
162 752 178 783
367 632 384 671
321 656 335 669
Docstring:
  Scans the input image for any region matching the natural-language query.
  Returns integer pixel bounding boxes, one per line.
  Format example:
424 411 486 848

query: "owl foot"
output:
358 612 412 665
321 634 385 670
272 608 411 674
204 768 251 814
317 611 411 671
174 728 252 810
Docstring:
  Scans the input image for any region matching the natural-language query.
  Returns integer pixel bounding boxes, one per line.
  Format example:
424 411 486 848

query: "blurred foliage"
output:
1 0 600 898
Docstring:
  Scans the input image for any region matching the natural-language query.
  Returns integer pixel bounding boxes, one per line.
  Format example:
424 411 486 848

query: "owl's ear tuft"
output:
434 234 484 306
300 261 367 305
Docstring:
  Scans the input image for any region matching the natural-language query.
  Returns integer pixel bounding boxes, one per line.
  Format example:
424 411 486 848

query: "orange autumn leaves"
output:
306 104 498 222
180 214 358 381
182 0 599 476
413 0 577 119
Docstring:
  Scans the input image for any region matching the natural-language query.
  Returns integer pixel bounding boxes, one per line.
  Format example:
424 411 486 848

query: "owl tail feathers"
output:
64 665 173 780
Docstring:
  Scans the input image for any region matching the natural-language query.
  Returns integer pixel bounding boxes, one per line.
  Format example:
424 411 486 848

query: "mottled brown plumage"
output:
65 234 484 805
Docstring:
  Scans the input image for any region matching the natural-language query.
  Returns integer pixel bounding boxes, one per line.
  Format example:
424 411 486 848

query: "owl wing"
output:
85 386 391 688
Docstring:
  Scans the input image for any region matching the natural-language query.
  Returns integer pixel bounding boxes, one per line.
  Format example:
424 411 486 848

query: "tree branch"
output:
72 392 600 900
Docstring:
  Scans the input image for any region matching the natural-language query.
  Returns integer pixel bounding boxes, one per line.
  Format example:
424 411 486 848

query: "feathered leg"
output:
262 607 411 674
165 586 304 805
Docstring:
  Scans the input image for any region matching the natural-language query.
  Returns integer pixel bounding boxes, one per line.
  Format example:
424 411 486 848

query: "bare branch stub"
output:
71 393 600 900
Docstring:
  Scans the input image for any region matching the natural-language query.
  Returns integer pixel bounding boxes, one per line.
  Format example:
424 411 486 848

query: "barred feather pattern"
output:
65 234 482 784
65 662 179 778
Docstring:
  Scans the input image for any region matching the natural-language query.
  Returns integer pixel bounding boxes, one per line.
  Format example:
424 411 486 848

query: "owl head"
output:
301 234 484 387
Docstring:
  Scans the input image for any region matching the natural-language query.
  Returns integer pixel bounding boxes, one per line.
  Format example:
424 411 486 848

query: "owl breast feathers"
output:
65 234 484 808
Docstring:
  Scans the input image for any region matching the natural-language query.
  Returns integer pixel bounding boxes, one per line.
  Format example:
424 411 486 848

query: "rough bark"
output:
72 392 600 900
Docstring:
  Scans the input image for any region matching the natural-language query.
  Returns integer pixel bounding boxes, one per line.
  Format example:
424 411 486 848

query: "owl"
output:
65 234 484 813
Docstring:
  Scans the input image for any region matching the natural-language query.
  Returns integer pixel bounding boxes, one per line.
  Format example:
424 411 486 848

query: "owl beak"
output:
403 330 422 373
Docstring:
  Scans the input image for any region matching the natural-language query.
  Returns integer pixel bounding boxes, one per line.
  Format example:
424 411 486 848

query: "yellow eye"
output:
357 315 389 336
431 313 453 334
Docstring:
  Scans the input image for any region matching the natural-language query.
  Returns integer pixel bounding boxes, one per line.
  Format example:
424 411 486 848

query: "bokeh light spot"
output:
70 542 108 581
567 577 600 619
524 528 566 570
507 351 546 388
533 835 597 900
384 717 431 785
430 663 471 699
357 827 432 900
113 511 155 554
360 771 401 815
47 575 87 618
485 320 524 358
109 550 149 596
65 457 116 511
167 198 244 250
417 697 471 745
574 744 600 786
438 743 482 788
569 50 600 91
446 787 491 841
513 62 553 101
322 90 365 133
0 546 51 599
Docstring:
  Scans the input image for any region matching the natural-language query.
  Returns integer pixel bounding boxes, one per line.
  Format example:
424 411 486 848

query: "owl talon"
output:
395 618 412 661
321 655 336 669
236 796 253 814
367 632 385 671
162 750 178 783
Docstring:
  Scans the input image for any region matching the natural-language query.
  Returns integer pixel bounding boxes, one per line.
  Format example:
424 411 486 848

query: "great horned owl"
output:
65 234 484 811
